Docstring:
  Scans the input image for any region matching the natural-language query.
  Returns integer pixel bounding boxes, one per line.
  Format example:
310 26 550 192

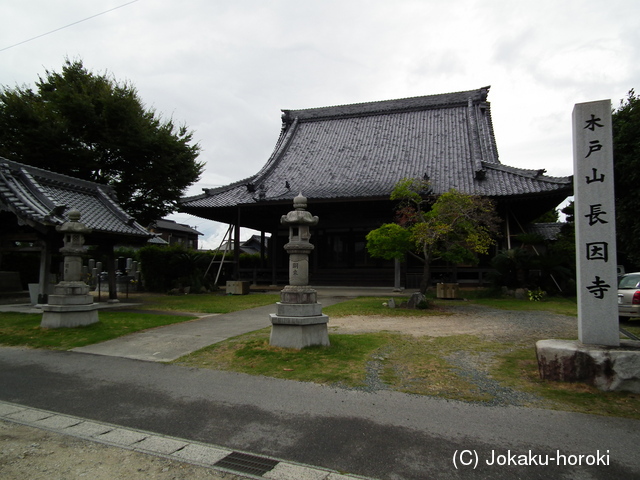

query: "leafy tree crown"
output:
0 59 204 224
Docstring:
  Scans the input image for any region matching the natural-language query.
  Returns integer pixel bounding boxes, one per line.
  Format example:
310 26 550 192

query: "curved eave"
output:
0 158 152 242
180 168 572 211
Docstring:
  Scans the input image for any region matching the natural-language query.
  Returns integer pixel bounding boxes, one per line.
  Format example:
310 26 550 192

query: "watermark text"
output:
452 449 610 469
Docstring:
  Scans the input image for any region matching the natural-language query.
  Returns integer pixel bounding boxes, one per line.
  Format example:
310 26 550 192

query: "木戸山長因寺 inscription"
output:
572 100 619 346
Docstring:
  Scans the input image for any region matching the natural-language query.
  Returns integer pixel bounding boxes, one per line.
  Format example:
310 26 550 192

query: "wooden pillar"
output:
394 258 401 290
38 238 52 303
260 231 266 269
234 217 241 280
106 243 118 303
505 209 512 250
271 226 279 286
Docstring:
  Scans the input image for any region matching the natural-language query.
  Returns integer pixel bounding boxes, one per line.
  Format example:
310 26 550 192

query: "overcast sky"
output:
2 0 639 248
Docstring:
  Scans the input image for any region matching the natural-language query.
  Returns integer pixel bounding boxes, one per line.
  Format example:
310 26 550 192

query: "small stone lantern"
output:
59 210 91 286
269 194 330 348
41 210 100 328
282 193 318 286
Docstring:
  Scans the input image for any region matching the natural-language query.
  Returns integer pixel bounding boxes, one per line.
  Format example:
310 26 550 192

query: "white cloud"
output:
2 0 639 223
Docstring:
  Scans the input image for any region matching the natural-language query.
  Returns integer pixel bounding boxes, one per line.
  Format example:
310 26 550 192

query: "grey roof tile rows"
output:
151 218 203 235
182 87 572 210
0 158 150 238
526 222 564 241
280 86 491 122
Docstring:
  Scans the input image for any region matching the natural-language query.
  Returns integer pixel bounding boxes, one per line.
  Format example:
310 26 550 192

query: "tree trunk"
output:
419 252 432 294
105 243 119 303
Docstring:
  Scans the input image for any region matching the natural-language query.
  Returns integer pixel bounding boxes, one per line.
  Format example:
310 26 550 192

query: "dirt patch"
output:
328 303 577 343
0 421 244 480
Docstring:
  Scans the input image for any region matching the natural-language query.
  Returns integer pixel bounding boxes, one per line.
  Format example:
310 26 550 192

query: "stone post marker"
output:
41 210 100 328
572 100 619 346
269 194 330 349
535 100 640 393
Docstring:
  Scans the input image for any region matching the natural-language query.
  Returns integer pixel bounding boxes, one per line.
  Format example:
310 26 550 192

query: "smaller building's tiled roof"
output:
526 222 565 241
0 158 151 240
218 234 269 255
150 219 202 236
148 235 170 245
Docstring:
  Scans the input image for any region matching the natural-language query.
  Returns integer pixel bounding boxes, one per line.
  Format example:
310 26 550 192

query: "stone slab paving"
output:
0 400 373 480
172 443 230 465
265 462 358 480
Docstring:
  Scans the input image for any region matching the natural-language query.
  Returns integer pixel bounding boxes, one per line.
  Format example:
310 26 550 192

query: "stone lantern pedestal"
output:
270 194 330 349
41 211 100 328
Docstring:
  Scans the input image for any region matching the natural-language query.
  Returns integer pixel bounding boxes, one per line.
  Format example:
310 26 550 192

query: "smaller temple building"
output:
148 219 202 249
0 157 151 300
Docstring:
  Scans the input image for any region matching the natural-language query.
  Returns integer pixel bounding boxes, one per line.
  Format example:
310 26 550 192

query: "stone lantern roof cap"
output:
281 193 319 226
293 192 307 210
56 210 92 235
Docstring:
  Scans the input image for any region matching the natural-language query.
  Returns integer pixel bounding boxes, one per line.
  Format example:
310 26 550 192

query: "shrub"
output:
528 288 546 302
138 245 213 292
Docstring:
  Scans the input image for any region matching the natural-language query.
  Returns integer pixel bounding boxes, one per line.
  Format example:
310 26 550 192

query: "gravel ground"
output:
328 302 577 343
328 302 577 404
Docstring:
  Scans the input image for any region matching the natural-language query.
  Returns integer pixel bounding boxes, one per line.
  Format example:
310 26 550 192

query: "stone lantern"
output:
41 210 100 328
282 193 317 286
269 194 330 348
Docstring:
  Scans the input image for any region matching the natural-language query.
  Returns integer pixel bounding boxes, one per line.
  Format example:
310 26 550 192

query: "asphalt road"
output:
1 346 639 479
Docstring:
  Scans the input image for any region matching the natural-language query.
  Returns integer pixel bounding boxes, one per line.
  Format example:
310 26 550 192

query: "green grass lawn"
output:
0 292 276 350
0 310 197 350
322 296 449 317
176 328 390 386
459 291 579 316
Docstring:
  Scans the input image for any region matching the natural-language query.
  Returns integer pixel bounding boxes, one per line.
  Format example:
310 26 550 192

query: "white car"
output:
618 272 640 320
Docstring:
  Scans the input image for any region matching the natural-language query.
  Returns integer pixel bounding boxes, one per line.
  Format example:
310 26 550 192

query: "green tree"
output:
613 89 640 268
0 59 203 225
532 208 559 223
364 223 413 260
366 178 501 293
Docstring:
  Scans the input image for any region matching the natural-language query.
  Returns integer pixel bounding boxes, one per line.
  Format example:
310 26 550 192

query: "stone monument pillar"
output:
269 194 330 349
535 100 640 393
41 211 100 328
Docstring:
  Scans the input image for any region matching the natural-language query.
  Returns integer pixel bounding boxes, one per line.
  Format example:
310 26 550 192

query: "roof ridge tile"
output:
282 86 491 123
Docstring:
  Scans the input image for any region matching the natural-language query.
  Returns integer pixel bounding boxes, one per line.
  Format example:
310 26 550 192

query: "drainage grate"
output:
214 451 279 476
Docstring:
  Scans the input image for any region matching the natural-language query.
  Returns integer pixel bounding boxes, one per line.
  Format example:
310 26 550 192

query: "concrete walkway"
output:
71 303 277 362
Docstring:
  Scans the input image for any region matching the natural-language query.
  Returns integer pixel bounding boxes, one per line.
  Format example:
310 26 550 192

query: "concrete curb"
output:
0 400 373 480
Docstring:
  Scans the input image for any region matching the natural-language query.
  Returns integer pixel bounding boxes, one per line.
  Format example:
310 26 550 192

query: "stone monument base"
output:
40 281 100 328
536 339 640 393
270 321 330 349
41 303 100 328
269 286 330 349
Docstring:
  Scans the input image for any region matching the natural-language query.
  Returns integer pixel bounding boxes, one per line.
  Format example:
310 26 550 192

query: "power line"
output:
0 0 141 53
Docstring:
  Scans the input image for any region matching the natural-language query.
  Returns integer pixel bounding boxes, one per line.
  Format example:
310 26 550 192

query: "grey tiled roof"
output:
150 219 202 235
0 158 151 239
182 87 572 210
526 222 565 241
